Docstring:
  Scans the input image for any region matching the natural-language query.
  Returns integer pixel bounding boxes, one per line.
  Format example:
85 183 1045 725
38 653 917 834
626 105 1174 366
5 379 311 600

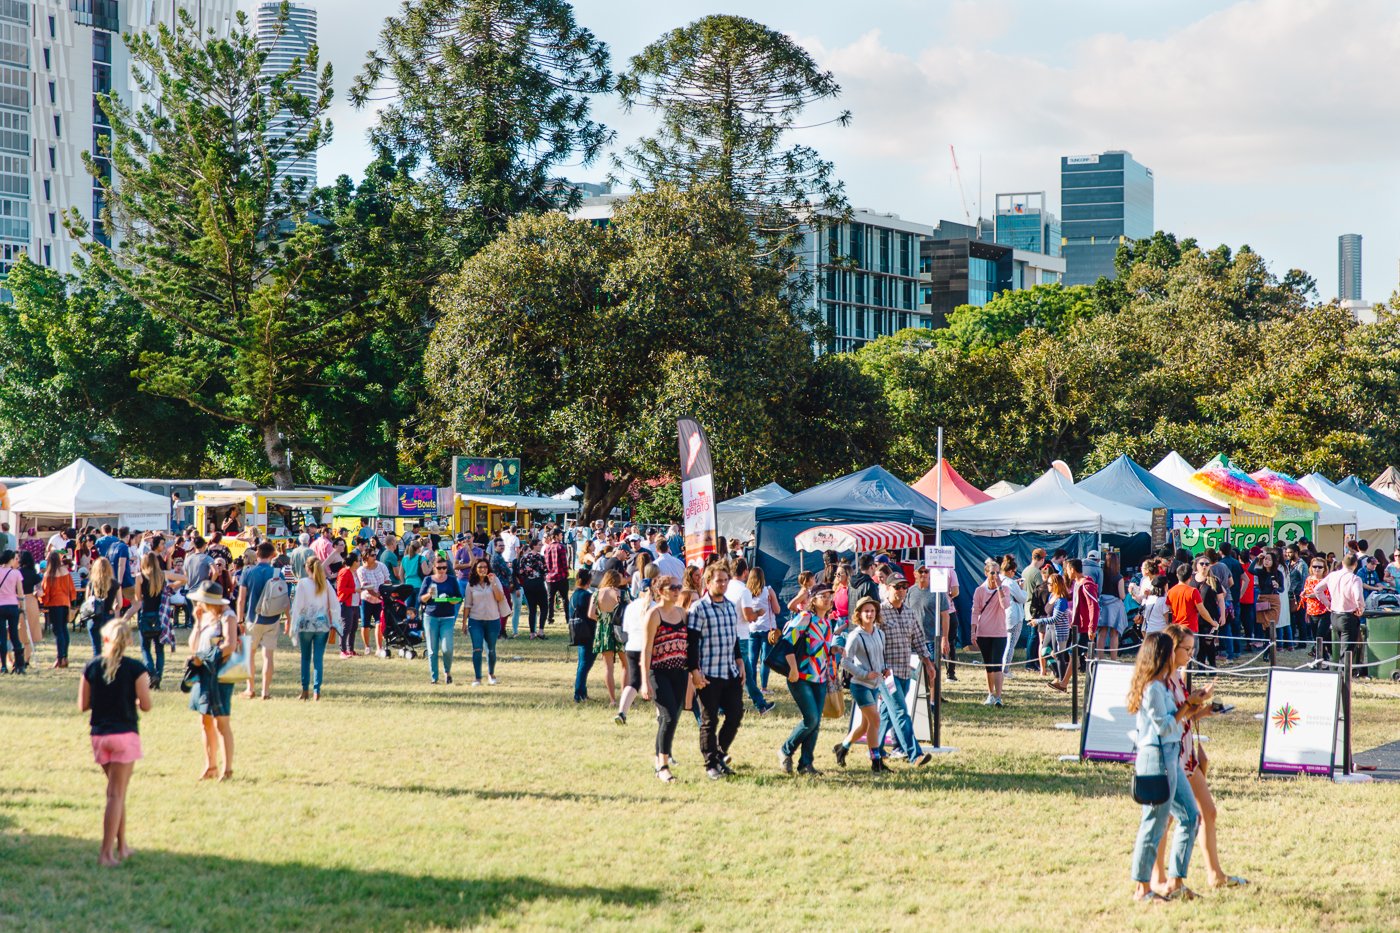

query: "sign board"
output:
676 419 718 567
1258 668 1342 777
453 457 520 497
396 485 441 516
1066 155 1100 165
1151 508 1169 550
1080 661 1138 762
923 545 956 569
929 569 951 594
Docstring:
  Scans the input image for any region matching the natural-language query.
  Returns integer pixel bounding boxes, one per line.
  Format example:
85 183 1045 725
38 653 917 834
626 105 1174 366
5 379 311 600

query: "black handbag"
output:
765 639 795 677
1131 739 1171 805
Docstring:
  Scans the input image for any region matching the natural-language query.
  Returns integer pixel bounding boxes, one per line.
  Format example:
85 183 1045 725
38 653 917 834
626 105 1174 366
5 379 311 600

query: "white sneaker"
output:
471 680 482 687
982 694 995 705
488 676 499 686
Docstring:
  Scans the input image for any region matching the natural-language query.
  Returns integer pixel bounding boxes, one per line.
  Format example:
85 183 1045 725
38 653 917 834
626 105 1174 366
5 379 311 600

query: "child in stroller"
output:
377 583 425 659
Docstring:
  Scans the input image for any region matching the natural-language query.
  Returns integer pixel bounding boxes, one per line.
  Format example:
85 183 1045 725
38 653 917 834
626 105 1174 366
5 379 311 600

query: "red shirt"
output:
1070 578 1100 634
1166 582 1203 633
336 567 359 607
543 541 569 583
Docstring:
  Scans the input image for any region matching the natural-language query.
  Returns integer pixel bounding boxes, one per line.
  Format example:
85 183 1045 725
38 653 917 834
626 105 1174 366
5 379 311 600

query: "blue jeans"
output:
1131 740 1200 882
510 587 523 635
139 612 165 682
878 676 922 761
741 634 771 710
298 630 329 692
782 678 824 767
467 618 499 680
574 645 597 700
424 615 455 681
0 605 19 669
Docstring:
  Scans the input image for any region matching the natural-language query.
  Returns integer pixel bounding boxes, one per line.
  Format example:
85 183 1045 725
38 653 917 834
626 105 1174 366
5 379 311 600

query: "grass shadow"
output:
0 829 660 933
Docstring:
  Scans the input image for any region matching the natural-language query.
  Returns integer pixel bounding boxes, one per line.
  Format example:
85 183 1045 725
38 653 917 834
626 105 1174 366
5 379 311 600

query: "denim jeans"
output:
1223 602 1240 658
878 676 922 761
424 614 455 680
298 630 329 692
138 611 165 682
740 634 770 710
468 618 499 680
510 587 523 635
1130 740 1200 882
1002 618 1024 672
782 678 825 767
574 644 597 700
745 632 773 691
0 605 19 669
47 605 70 661
88 613 108 657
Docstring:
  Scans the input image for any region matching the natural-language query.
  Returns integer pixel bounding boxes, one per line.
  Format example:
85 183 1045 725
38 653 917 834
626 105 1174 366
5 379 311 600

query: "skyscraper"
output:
257 0 318 189
12 1 238 281
1339 234 1362 301
1060 150 1153 286
994 192 1059 257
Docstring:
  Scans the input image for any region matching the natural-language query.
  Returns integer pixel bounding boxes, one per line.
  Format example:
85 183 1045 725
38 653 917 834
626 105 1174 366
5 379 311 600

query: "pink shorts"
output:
91 732 143 765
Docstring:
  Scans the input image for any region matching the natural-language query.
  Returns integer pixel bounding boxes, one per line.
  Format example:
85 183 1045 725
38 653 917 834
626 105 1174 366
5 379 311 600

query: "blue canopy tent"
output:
754 466 940 605
1077 455 1229 519
1337 476 1400 522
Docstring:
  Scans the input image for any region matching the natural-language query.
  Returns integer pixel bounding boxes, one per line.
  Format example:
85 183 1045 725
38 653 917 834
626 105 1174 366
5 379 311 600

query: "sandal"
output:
1133 891 1167 904
655 766 675 783
1162 887 1198 901
1211 876 1249 888
1047 680 1067 693
198 767 218 781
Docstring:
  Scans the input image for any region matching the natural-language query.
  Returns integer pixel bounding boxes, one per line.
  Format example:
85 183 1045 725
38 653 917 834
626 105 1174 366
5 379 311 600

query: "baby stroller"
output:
377 583 425 659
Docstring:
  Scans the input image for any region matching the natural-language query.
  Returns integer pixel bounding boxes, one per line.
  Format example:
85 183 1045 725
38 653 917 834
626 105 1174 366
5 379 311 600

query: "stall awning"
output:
459 493 580 513
795 521 922 553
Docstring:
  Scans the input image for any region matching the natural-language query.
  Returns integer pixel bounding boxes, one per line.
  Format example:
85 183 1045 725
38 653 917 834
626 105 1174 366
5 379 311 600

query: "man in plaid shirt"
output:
542 531 571 626
688 563 746 779
880 576 934 767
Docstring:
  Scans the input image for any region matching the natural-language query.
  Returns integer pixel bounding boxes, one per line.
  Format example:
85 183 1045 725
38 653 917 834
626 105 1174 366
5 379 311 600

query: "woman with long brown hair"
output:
589 569 626 705
83 557 119 659
130 552 170 689
290 556 339 700
40 549 77 669
463 557 505 686
1125 631 1208 902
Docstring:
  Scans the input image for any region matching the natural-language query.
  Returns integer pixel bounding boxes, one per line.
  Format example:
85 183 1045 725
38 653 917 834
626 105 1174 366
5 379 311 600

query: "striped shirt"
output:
879 600 931 672
687 594 742 680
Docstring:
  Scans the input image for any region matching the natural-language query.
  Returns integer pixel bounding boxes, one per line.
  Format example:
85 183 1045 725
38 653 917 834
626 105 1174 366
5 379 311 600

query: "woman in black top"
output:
79 619 152 867
18 550 40 672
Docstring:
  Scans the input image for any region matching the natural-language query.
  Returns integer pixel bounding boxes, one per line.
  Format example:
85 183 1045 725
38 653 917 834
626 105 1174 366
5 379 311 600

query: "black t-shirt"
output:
1191 580 1218 626
83 656 145 735
1102 569 1122 598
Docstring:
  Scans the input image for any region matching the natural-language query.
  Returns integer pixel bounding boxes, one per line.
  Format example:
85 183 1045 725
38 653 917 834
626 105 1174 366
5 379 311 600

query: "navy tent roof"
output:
754 465 941 528
1337 476 1400 518
1077 455 1227 514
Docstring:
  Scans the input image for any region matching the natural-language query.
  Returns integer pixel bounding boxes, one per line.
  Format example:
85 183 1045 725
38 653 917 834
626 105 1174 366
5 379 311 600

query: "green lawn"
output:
3 629 1399 932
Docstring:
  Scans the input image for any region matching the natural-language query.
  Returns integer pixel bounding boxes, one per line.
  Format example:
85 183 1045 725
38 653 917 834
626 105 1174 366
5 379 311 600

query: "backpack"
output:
255 573 292 618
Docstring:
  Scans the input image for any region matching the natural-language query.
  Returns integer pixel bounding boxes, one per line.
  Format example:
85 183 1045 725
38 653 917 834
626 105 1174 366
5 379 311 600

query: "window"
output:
52 114 59 136
47 212 55 234
42 178 49 200
43 243 51 266
47 146 54 169
47 81 54 104
48 15 54 38
42 46 49 69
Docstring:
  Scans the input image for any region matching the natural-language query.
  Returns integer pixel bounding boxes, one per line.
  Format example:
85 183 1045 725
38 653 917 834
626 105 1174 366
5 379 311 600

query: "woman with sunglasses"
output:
1191 556 1225 669
1300 558 1329 651
419 555 463 684
639 575 688 782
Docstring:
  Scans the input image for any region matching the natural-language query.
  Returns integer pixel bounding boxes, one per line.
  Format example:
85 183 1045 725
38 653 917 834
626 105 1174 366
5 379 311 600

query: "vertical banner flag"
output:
677 418 718 567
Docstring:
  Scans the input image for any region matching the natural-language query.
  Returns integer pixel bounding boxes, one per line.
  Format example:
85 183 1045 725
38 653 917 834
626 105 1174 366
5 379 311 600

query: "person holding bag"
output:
776 583 835 776
1125 631 1208 903
639 575 688 782
185 582 238 782
288 557 338 701
464 558 506 687
419 555 464 685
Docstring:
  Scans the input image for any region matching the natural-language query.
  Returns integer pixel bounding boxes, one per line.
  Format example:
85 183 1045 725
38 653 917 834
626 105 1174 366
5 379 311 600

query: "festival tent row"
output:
4 459 171 531
1372 467 1400 501
1300 474 1398 553
716 482 791 543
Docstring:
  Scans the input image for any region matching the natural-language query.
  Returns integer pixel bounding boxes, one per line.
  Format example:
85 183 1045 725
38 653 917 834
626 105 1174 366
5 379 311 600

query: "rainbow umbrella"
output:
1248 469 1318 512
1189 458 1276 516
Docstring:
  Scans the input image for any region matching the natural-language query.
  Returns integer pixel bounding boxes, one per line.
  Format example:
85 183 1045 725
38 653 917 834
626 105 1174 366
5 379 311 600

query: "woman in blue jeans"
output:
130 553 171 690
289 557 338 700
777 584 835 776
418 557 463 684
570 570 596 702
463 558 505 687
1126 631 1208 903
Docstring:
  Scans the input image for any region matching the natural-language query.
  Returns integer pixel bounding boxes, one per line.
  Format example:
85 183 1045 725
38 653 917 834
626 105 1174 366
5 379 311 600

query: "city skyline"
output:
249 0 1400 303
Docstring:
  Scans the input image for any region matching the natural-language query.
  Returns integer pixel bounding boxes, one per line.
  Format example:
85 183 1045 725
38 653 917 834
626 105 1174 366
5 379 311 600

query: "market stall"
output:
1300 474 1397 554
982 480 1023 500
193 489 334 542
6 458 171 532
1078 454 1229 552
456 493 579 536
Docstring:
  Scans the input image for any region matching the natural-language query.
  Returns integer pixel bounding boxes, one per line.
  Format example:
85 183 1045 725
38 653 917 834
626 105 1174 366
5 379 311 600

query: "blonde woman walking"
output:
78 619 151 866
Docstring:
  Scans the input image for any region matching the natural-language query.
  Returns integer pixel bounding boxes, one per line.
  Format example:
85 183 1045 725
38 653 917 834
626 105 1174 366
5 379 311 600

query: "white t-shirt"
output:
622 597 650 652
653 553 686 582
47 533 67 554
356 562 391 602
744 586 776 634
725 579 751 638
501 531 520 563
1143 593 1169 633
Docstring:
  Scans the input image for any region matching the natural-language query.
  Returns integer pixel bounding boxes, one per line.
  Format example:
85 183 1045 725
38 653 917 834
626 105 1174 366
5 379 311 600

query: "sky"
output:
247 0 1400 303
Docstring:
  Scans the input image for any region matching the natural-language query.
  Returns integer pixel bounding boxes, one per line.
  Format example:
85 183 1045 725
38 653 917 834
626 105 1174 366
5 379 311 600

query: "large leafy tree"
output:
351 0 612 259
424 184 813 521
0 258 213 475
66 8 362 488
615 15 849 255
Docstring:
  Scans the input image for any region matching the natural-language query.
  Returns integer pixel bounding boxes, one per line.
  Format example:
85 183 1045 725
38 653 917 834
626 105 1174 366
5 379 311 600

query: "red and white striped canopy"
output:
794 521 923 553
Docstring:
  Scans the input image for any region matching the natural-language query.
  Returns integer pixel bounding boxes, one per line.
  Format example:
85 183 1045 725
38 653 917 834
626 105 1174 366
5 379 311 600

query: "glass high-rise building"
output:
257 0 318 190
994 192 1059 257
1339 234 1362 301
1060 150 1153 286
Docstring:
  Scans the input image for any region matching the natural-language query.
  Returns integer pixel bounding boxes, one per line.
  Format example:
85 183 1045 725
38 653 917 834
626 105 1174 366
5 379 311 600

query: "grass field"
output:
3 628 1400 932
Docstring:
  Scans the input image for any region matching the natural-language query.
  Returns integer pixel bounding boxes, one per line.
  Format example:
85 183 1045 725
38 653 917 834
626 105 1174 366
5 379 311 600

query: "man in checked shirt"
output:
879 576 935 767
688 562 746 780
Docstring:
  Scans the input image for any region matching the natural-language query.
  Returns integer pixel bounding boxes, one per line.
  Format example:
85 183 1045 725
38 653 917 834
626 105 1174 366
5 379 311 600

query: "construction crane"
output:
949 145 972 226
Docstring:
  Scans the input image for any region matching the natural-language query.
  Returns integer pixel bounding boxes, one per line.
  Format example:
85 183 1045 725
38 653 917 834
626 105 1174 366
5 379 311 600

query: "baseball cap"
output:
1087 549 1101 560
809 582 833 596
887 575 909 588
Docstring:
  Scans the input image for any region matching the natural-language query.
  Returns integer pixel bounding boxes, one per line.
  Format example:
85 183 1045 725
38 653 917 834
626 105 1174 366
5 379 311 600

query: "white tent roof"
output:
552 485 583 500
7 458 170 520
1300 475 1391 532
983 480 1024 500
940 469 1153 535
1149 452 1209 498
459 493 579 513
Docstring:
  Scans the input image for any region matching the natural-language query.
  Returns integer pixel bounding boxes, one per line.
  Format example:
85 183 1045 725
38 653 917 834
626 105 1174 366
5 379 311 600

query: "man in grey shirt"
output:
183 536 214 589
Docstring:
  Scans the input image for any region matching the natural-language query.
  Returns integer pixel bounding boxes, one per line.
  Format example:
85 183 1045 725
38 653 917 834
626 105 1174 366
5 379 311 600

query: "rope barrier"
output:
1312 651 1400 671
1185 646 1272 674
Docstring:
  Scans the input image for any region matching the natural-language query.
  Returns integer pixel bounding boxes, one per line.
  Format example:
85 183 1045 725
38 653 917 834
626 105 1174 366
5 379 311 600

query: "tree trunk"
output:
261 422 294 490
581 469 633 525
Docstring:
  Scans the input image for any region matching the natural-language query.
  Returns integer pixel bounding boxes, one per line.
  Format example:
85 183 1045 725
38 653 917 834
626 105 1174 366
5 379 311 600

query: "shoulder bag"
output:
1131 737 1171 805
217 633 253 685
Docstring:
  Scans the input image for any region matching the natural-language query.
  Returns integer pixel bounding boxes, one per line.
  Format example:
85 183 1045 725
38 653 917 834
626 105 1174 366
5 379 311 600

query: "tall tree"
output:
615 15 850 253
424 184 814 521
67 7 353 488
350 0 612 259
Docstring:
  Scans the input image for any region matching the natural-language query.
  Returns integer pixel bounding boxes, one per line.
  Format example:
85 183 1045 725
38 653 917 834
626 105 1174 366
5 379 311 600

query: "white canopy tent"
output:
6 458 170 530
460 493 580 513
552 485 583 501
940 469 1153 535
1149 452 1204 498
1300 474 1396 553
982 480 1024 500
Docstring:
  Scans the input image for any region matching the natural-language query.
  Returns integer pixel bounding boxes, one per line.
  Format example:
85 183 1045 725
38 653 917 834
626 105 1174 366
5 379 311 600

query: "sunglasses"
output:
435 564 448 569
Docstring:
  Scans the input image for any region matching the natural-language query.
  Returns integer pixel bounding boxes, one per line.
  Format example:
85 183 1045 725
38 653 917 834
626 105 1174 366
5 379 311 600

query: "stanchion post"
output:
1343 653 1353 776
1070 639 1080 725
932 632 943 749
1315 635 1325 668
1269 625 1277 668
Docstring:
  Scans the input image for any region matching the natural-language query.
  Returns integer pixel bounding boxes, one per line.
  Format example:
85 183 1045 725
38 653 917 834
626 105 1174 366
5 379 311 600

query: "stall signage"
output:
453 457 520 497
397 485 441 516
